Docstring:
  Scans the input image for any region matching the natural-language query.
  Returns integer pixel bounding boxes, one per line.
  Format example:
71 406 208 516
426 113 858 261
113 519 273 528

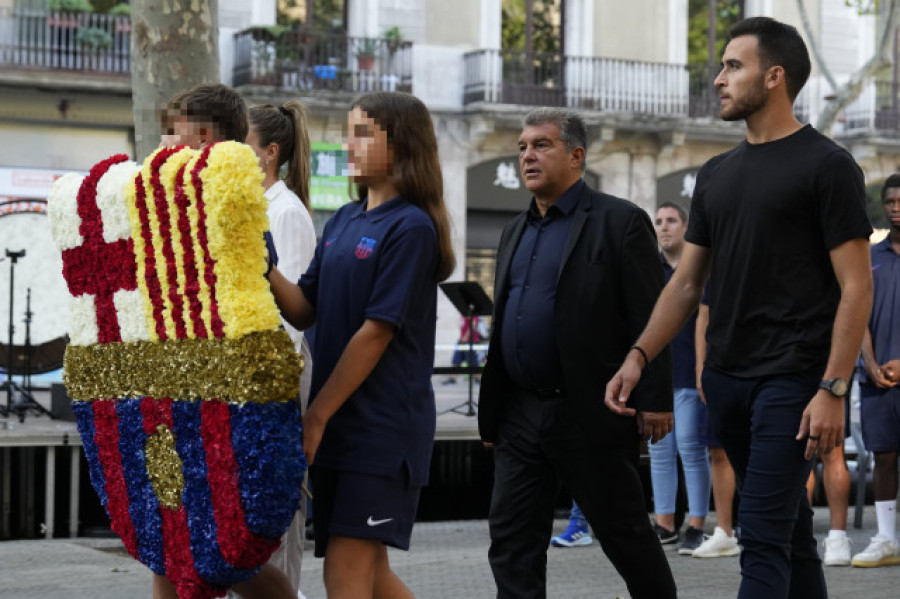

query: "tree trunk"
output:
131 0 220 162
797 0 900 135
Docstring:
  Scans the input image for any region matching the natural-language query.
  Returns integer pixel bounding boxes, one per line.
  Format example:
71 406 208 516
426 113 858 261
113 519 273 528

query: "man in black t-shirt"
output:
605 17 873 599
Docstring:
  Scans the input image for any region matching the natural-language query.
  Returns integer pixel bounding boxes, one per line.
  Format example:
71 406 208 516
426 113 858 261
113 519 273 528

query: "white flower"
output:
97 161 140 243
113 288 150 343
47 173 85 251
68 295 99 346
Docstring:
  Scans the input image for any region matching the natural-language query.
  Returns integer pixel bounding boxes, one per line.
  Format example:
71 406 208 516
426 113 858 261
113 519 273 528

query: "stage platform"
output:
0 387 82 540
0 376 481 541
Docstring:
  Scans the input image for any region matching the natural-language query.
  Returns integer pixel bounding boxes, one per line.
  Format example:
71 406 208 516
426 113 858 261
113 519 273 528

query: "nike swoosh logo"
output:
367 516 393 527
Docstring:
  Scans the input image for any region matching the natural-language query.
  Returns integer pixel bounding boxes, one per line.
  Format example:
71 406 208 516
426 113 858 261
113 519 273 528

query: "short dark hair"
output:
166 83 248 142
728 17 811 102
882 173 900 200
657 201 688 223
523 108 587 173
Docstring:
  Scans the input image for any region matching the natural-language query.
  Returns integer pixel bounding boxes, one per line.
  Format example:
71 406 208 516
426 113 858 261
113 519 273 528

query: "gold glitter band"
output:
145 424 185 509
63 329 301 403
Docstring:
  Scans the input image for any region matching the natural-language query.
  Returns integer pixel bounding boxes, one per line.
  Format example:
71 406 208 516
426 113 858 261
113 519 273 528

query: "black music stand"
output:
2 250 52 422
438 282 493 416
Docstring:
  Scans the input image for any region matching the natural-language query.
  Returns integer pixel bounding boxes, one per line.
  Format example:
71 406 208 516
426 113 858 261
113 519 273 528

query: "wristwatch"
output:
818 377 849 399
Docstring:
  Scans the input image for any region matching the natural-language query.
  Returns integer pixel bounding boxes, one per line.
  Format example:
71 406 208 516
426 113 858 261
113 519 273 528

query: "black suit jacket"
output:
478 183 673 446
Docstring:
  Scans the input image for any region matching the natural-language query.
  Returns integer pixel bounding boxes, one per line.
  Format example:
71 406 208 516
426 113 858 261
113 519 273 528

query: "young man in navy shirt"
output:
852 174 900 567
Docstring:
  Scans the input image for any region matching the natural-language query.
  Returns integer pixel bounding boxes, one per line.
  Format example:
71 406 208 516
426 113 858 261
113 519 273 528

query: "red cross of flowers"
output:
62 155 138 344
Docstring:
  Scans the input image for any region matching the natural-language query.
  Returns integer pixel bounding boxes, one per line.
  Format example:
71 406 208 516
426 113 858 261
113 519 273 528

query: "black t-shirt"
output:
685 125 872 378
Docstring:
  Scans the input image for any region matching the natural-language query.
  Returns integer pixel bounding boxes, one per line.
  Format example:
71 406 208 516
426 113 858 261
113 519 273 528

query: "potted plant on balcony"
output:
356 39 378 71
384 26 403 56
76 25 114 70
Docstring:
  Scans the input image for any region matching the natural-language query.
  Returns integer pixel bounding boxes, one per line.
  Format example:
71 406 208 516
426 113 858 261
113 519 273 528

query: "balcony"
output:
233 28 412 97
0 8 130 76
463 51 823 127
842 80 900 135
464 49 689 117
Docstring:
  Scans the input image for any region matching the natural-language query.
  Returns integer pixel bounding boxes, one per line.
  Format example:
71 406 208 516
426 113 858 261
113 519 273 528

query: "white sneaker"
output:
692 526 740 558
823 536 851 566
851 535 900 568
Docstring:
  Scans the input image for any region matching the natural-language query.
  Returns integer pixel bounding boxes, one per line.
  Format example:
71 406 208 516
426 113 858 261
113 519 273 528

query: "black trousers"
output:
488 390 676 599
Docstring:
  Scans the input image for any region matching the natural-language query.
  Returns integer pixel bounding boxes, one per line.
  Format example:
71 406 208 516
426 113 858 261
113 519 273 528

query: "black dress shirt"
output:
499 180 583 391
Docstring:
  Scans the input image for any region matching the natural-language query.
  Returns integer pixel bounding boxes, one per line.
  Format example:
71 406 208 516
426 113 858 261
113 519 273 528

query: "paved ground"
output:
1 507 899 598
2 379 897 597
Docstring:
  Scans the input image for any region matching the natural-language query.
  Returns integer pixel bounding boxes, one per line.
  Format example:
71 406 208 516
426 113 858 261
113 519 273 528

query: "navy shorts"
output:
310 465 421 558
860 385 900 453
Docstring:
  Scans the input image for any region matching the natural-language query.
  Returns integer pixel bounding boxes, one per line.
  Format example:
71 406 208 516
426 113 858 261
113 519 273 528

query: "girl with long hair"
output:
266 91 454 597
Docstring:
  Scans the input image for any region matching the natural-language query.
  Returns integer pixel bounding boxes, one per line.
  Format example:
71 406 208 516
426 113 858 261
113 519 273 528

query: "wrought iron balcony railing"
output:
233 28 412 95
464 49 690 116
463 51 822 124
0 7 130 75
842 79 900 133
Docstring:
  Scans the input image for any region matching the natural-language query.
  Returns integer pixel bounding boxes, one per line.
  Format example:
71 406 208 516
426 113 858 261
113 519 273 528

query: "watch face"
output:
832 378 849 397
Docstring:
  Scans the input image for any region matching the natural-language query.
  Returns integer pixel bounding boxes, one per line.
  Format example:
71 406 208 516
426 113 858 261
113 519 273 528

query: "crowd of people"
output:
145 14 900 599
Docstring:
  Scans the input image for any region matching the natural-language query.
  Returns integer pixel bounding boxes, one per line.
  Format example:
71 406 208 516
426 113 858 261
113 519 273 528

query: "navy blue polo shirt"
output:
298 195 438 485
661 254 707 390
500 180 582 390
859 237 900 386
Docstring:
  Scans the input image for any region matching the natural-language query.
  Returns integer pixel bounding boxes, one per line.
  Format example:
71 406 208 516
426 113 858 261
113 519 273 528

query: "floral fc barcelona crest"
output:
48 144 305 599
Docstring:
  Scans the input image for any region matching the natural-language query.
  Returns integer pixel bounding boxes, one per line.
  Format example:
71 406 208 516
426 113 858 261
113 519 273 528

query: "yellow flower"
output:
199 142 282 339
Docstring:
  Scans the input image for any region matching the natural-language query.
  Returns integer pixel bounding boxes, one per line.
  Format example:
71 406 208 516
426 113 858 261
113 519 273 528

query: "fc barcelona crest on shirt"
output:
355 236 377 259
47 143 305 599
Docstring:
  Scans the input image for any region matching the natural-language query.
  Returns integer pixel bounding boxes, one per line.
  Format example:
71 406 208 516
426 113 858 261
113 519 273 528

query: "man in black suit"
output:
478 107 677 599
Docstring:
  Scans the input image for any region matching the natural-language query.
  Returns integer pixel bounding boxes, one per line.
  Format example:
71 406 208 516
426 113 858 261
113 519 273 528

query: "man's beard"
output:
720 76 767 122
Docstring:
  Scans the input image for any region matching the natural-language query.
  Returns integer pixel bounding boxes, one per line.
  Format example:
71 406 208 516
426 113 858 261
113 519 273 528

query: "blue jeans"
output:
702 368 825 599
569 500 587 528
649 387 711 518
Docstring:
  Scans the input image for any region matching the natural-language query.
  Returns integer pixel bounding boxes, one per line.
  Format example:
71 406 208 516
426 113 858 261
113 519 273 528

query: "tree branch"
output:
796 0 839 92
815 0 900 134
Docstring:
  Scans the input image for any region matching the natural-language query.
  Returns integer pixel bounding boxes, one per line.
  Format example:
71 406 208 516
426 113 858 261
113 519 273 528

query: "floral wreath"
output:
47 143 305 599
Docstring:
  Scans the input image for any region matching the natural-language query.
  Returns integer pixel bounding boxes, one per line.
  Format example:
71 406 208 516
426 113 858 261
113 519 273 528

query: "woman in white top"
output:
245 100 317 599
247 101 317 361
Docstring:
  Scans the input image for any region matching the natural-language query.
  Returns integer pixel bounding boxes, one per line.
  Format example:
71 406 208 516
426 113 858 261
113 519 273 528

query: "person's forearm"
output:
307 319 394 423
823 279 872 381
634 273 705 364
268 266 316 330
860 328 878 373
694 304 709 388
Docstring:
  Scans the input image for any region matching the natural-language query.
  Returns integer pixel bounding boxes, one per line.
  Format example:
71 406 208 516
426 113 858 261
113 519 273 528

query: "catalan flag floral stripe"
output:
133 169 169 341
173 162 208 339
188 146 225 338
